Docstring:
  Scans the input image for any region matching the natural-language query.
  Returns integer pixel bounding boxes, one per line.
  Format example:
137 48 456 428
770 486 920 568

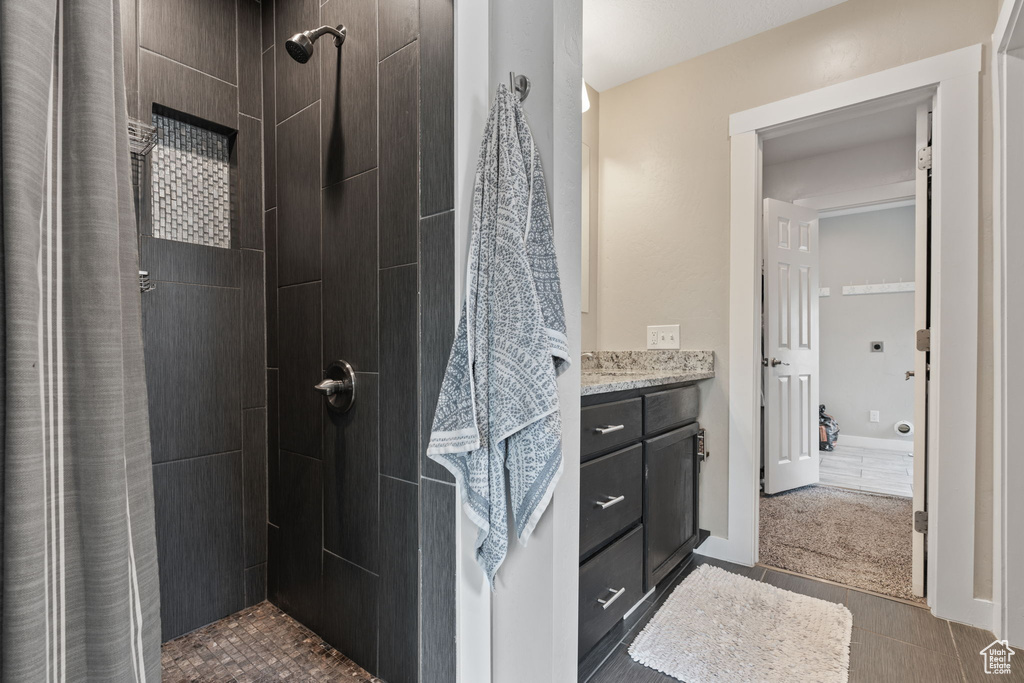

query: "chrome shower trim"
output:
285 24 347 64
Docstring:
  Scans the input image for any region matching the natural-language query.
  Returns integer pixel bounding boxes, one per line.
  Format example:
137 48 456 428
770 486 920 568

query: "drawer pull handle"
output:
596 495 625 509
597 587 626 610
595 424 625 435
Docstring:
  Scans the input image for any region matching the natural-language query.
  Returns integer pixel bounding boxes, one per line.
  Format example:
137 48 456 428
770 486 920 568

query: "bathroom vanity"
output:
577 352 714 668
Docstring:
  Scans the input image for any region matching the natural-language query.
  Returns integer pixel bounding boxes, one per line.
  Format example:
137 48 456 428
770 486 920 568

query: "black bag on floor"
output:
819 404 840 451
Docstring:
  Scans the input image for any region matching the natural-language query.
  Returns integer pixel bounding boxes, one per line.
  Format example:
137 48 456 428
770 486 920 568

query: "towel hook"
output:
510 72 530 102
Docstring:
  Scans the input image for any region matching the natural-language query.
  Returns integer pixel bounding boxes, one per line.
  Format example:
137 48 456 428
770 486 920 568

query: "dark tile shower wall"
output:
263 0 456 680
121 0 268 641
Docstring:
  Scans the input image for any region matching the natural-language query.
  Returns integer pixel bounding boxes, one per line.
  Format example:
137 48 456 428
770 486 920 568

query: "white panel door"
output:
763 199 820 494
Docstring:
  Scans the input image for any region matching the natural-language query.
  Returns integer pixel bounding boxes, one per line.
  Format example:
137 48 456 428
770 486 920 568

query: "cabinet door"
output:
643 423 700 590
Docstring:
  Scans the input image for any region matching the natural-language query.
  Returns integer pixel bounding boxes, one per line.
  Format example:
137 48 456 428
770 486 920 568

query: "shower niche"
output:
130 107 241 252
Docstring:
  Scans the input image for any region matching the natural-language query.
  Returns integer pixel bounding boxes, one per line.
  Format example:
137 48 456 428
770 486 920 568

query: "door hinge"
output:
917 145 933 171
916 328 931 352
914 510 928 534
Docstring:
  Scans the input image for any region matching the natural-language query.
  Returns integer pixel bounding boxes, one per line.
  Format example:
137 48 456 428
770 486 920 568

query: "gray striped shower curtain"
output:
0 0 161 680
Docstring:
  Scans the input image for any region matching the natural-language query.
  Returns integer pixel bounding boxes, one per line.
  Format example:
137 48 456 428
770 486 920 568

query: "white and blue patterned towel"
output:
427 84 570 586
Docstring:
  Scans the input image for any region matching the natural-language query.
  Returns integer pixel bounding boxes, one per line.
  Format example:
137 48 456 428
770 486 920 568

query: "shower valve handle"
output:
315 379 347 395
314 360 356 413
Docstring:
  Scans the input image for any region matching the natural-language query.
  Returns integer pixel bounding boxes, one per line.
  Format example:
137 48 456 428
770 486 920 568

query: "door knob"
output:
905 370 915 381
770 358 789 367
315 360 356 413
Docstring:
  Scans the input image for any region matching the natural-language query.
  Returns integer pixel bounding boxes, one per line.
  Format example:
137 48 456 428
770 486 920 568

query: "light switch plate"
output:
647 324 680 350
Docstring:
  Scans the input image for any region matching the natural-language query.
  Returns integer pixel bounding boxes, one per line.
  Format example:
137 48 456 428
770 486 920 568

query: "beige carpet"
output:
759 485 920 602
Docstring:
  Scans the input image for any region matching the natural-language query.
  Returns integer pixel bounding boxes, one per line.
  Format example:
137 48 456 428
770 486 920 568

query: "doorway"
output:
755 100 927 602
713 45 986 629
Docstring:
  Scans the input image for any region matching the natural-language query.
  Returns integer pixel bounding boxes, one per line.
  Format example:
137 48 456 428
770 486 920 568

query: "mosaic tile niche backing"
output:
149 114 232 249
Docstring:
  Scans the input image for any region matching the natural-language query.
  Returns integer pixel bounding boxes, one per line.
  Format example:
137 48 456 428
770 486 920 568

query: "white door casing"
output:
912 102 932 599
717 45 984 630
993 0 1024 644
763 199 820 494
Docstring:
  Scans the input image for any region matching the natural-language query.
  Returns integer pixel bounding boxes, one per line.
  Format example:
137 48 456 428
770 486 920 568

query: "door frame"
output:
992 0 1024 646
703 44 990 630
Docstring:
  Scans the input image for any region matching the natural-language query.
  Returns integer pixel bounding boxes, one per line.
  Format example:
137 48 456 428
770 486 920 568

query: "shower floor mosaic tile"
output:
161 601 380 682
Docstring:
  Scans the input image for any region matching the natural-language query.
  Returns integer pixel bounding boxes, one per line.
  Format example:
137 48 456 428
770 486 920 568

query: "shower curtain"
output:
0 0 161 680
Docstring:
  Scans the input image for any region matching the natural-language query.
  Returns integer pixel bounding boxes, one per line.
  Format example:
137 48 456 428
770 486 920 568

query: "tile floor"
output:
583 555 1022 683
161 601 380 682
160 561 1017 683
820 443 914 497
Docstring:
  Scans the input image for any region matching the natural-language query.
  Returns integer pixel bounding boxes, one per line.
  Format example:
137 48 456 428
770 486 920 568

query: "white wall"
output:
764 136 916 203
819 206 916 442
593 0 996 592
471 2 582 683
582 83 601 350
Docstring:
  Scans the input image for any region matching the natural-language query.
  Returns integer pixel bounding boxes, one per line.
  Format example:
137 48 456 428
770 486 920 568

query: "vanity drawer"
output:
581 398 643 459
579 525 644 658
580 444 642 558
644 385 699 435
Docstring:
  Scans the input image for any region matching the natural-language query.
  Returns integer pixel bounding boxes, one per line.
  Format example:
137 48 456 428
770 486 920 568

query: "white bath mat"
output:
628 564 852 682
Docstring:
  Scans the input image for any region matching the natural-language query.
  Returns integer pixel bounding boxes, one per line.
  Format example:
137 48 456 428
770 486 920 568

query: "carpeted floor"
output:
759 485 921 602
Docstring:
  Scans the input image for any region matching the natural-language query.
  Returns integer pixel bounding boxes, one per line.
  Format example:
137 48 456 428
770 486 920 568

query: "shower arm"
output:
305 25 347 47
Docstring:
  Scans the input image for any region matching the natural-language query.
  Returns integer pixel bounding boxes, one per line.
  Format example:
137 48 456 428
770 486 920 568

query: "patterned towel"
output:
427 84 570 585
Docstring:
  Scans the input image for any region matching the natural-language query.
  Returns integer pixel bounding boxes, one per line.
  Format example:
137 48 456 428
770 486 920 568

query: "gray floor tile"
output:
847 590 954 653
761 569 848 605
949 620 1024 683
589 643 672 683
849 628 961 683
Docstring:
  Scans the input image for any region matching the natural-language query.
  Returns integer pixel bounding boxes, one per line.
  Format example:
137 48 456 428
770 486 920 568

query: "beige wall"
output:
594 0 997 596
582 83 601 350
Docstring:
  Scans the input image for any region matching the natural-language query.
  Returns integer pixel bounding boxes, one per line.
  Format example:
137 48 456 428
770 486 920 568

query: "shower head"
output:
285 24 347 64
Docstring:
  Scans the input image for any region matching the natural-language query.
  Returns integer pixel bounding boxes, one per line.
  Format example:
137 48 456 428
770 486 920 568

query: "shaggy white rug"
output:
629 565 852 682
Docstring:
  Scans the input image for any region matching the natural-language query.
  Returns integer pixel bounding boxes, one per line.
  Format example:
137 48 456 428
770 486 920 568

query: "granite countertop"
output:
580 350 715 396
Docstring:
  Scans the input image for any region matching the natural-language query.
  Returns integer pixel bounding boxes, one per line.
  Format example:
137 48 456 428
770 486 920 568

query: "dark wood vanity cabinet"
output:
578 383 703 660
644 423 700 589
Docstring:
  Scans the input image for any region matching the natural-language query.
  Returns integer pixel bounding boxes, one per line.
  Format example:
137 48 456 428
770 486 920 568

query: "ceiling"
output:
762 103 919 166
583 0 848 92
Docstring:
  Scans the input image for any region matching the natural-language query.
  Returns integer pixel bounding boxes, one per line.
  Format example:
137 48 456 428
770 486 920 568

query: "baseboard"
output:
694 535 756 567
936 597 994 633
838 435 914 452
